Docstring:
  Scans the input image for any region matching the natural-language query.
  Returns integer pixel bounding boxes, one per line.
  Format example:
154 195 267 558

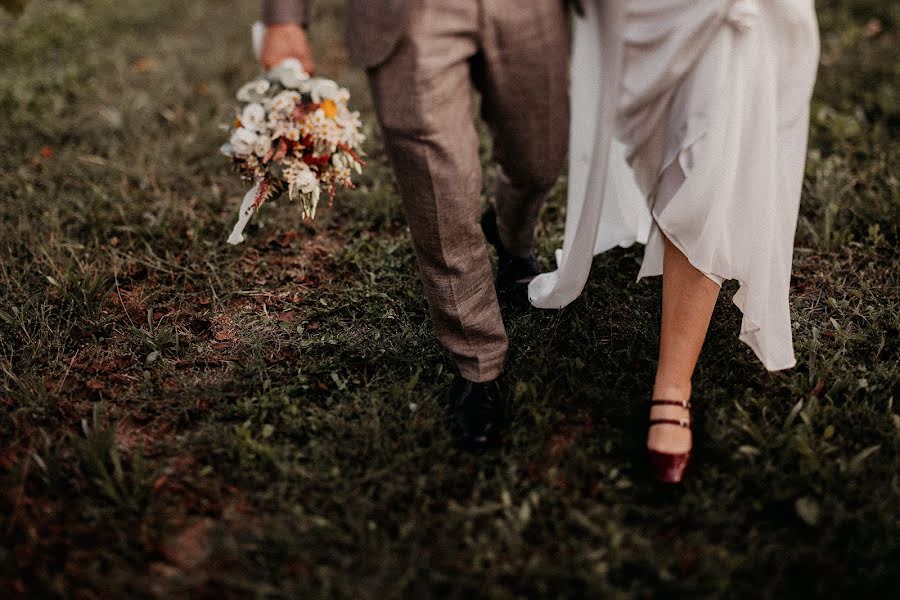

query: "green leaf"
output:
784 399 804 429
848 445 880 473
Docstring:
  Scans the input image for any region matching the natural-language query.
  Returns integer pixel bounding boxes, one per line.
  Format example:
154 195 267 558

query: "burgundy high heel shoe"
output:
647 399 692 484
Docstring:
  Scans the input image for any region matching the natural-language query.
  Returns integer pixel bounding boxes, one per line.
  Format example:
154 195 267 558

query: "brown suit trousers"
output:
266 0 570 381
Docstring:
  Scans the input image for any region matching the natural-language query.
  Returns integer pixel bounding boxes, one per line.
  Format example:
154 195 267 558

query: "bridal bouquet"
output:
221 59 365 244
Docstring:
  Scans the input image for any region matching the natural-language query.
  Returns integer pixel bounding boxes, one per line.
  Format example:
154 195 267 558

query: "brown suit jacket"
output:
264 1 580 69
263 0 406 69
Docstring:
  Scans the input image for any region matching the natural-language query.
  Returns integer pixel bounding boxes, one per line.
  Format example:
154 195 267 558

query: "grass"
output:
1 0 898 597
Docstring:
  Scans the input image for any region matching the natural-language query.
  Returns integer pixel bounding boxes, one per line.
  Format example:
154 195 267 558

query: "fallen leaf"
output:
148 561 182 581
275 311 296 322
152 474 169 493
161 518 215 570
132 57 159 72
278 230 300 247
864 19 883 39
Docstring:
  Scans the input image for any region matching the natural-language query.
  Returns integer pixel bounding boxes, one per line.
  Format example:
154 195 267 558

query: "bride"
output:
530 0 820 482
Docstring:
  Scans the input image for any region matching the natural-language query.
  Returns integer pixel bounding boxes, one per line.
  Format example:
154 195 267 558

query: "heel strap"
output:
651 399 692 409
649 418 691 429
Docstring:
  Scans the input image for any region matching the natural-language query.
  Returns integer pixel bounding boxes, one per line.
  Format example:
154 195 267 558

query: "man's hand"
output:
260 23 316 74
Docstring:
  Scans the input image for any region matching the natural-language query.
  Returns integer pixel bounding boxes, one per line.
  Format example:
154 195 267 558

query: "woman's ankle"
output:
652 381 692 402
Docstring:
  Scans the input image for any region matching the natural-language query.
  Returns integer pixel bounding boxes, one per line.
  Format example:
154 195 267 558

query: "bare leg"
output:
647 159 721 456
648 235 720 454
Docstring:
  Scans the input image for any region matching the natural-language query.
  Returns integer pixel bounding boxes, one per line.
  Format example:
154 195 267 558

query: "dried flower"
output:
223 66 366 244
236 79 270 102
267 58 310 89
229 127 258 157
241 103 267 131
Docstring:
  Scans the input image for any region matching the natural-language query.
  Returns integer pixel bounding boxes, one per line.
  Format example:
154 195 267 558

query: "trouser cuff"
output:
456 353 505 383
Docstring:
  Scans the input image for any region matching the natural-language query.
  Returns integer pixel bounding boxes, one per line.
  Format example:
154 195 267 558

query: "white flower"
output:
254 135 272 157
268 58 310 89
240 103 267 131
283 160 321 219
283 127 302 141
332 152 363 175
290 162 318 196
269 90 301 117
236 79 270 102
308 78 341 103
229 127 258 157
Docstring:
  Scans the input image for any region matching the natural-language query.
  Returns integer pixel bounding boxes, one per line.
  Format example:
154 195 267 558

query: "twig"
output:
114 270 138 329
54 349 80 396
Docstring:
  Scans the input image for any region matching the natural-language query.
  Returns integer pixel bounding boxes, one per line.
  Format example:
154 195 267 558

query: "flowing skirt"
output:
530 0 820 371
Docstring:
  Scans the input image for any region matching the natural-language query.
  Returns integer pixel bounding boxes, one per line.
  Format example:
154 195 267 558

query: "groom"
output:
261 0 570 448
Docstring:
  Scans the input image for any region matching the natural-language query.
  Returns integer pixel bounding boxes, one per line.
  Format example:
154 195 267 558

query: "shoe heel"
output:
649 450 691 484
648 399 692 484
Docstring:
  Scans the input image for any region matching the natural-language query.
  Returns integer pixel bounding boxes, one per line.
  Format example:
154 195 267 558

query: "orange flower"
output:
321 99 339 119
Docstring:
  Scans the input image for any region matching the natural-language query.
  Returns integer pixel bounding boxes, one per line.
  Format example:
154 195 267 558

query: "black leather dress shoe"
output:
481 207 541 300
449 377 505 451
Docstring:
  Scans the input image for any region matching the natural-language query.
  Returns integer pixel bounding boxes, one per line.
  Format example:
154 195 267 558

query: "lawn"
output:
1 0 898 598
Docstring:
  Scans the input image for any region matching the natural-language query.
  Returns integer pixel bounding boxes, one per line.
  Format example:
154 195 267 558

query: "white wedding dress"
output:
529 0 820 371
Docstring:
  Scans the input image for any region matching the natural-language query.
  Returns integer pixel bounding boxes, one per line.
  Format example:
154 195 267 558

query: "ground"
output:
0 0 898 598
